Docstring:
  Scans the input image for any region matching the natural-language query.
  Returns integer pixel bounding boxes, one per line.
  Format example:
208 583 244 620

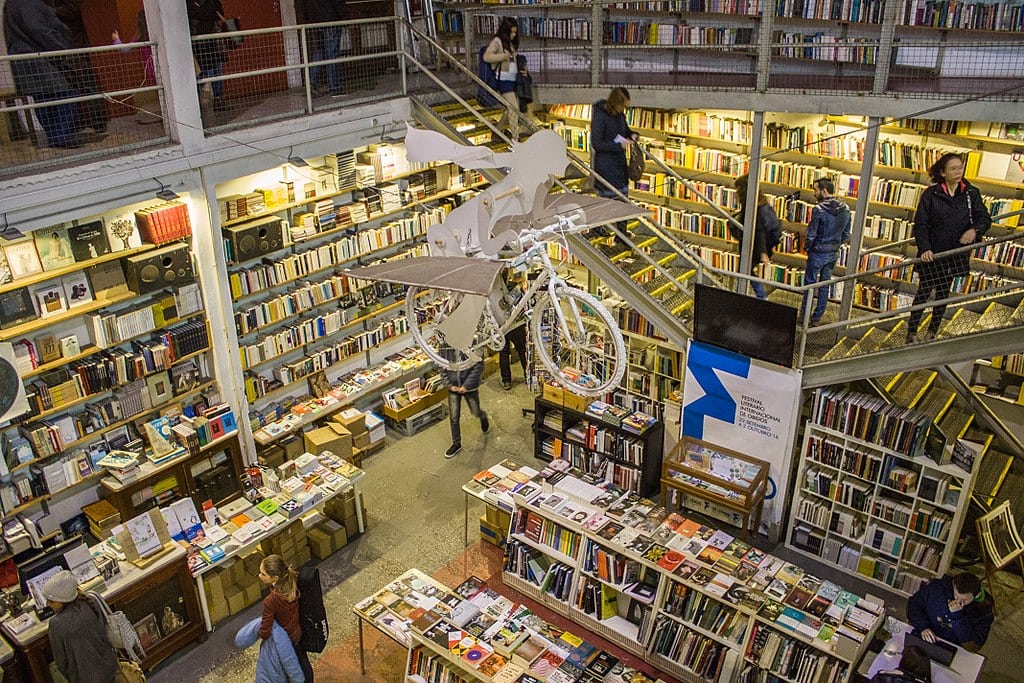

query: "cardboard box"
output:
485 505 511 531
333 408 367 435
321 519 348 548
303 423 352 460
208 596 230 624
226 585 247 614
343 514 359 537
243 582 263 607
352 431 371 450
308 528 333 559
341 492 357 519
479 516 506 547
280 434 304 461
365 411 385 444
382 388 448 422
258 444 286 468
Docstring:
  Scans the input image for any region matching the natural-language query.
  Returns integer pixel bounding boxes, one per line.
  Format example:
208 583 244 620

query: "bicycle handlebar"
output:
517 211 587 248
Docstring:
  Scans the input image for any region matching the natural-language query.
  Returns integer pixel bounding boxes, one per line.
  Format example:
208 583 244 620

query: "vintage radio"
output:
124 243 195 294
223 217 286 262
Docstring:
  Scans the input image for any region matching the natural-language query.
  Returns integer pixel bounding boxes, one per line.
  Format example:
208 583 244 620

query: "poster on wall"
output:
681 340 803 530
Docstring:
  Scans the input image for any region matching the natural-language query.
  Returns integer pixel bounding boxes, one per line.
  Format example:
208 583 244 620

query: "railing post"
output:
841 115 881 321
591 3 603 87
398 19 409 96
144 0 204 150
300 26 313 114
739 110 766 295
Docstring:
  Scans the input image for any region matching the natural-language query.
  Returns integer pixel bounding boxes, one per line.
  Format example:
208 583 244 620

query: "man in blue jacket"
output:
907 573 994 652
444 358 489 458
802 178 851 326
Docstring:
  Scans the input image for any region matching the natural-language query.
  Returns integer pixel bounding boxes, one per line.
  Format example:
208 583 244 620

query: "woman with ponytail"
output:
259 554 313 681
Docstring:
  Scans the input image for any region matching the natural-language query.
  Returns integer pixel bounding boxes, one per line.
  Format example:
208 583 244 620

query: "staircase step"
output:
938 308 980 338
973 449 1012 505
875 373 901 392
1014 299 1024 324
915 387 956 422
882 321 910 348
821 337 857 361
973 302 1017 332
889 370 936 407
936 404 974 440
661 292 691 316
847 327 889 356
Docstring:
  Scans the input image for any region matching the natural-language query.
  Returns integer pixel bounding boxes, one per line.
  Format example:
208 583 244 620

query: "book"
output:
33 226 75 270
61 271 94 308
87 260 130 299
31 283 68 318
104 213 142 252
3 239 43 279
0 244 12 285
67 220 111 262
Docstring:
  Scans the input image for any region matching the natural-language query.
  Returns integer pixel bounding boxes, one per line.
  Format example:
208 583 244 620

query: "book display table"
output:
190 462 365 631
383 388 448 437
462 459 541 547
0 545 201 682
864 620 985 683
661 437 770 539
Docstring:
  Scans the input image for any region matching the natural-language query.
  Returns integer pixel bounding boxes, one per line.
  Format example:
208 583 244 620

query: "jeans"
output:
33 90 81 148
803 251 837 321
198 62 224 99
907 256 962 334
499 324 528 383
750 279 767 300
448 390 484 447
310 26 342 95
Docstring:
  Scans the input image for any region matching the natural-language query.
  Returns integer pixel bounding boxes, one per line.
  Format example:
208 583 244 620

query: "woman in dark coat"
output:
907 153 991 342
590 86 636 236
42 570 118 683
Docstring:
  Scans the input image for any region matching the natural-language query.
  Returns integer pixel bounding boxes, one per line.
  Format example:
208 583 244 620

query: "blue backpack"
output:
477 45 499 108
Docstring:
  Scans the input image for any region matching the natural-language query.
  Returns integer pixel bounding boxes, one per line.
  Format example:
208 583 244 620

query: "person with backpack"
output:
733 173 782 300
481 17 521 140
803 177 851 326
42 570 118 683
258 554 313 682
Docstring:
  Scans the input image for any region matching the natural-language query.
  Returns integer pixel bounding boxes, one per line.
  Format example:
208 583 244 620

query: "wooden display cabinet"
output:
101 432 245 521
661 437 769 539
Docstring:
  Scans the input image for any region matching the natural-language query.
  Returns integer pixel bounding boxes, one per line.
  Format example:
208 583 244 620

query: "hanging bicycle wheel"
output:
530 285 626 396
405 286 490 371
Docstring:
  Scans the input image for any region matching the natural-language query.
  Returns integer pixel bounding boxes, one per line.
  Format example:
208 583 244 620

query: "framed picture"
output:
146 370 173 406
132 613 162 651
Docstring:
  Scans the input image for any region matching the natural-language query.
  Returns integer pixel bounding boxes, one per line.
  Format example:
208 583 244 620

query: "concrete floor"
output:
146 371 1024 682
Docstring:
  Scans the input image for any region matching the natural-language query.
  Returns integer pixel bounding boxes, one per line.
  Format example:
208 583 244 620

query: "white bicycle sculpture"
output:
405 211 626 396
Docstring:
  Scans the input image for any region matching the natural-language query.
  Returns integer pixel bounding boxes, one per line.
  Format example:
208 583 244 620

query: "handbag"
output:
116 659 147 683
514 55 533 105
88 592 146 663
476 45 500 108
627 142 645 182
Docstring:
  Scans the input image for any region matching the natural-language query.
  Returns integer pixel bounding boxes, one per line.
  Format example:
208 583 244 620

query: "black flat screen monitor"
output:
693 283 797 367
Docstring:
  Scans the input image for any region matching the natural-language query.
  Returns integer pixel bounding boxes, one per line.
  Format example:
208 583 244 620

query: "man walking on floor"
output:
444 358 489 458
803 177 851 327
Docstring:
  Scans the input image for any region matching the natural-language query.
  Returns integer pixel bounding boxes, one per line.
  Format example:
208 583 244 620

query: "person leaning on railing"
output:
906 153 991 343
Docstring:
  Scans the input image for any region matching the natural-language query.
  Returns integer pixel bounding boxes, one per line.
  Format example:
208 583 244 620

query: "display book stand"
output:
975 500 1024 608
786 419 976 598
661 437 769 540
532 395 664 498
503 472 884 683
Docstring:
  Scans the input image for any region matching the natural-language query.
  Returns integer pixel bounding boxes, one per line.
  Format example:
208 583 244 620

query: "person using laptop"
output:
871 645 932 682
907 573 994 652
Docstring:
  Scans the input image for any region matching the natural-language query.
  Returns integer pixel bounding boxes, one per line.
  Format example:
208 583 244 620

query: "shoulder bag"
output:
627 142 645 183
88 591 147 663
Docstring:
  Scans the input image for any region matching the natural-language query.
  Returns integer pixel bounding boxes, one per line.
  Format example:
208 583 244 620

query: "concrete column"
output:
144 0 205 151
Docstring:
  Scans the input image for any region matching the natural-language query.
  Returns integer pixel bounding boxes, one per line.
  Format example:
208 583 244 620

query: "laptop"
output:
905 632 957 667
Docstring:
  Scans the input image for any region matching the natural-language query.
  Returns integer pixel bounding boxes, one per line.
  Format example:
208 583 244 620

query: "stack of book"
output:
96 450 141 483
134 201 192 244
82 499 121 538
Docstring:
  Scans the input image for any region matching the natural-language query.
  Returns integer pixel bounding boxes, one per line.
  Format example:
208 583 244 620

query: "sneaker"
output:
480 413 490 433
906 330 918 344
809 319 824 328
925 330 938 342
445 444 461 458
501 380 512 391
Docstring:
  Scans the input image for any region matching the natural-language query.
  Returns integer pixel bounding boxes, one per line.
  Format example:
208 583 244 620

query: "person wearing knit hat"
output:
42 570 118 683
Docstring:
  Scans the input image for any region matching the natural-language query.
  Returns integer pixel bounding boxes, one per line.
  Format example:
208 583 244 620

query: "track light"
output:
154 179 180 201
288 156 308 168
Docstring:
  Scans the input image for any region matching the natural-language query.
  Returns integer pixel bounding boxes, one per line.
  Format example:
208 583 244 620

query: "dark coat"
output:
914 180 991 256
188 0 226 72
590 99 634 193
3 0 74 96
48 600 118 683
906 575 994 648
806 197 851 255
305 0 346 23
445 360 484 392
732 203 780 261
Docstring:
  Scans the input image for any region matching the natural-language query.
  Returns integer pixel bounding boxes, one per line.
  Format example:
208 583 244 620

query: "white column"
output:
144 0 205 151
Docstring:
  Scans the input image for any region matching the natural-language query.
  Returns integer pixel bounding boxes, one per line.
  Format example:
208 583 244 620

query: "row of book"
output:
648 137 751 177
604 22 755 46
134 201 192 245
474 13 594 40
771 34 879 64
811 387 933 457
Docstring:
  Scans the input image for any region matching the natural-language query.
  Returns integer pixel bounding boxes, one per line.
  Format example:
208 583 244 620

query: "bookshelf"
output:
0 198 221 522
786 389 976 596
503 471 884 683
533 396 664 497
971 355 1024 406
215 144 485 431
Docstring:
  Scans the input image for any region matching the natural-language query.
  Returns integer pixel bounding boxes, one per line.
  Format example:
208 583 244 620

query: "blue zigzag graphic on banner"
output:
683 343 751 439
